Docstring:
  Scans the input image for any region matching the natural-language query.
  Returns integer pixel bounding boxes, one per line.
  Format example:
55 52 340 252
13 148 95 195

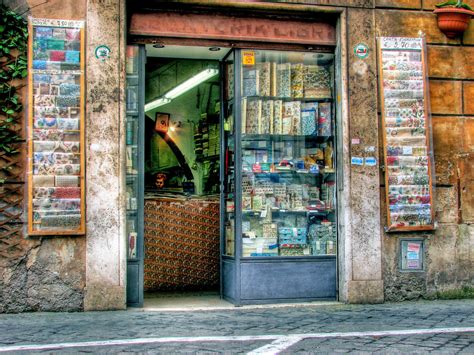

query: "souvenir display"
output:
125 45 141 261
28 18 84 235
234 50 337 257
378 37 435 231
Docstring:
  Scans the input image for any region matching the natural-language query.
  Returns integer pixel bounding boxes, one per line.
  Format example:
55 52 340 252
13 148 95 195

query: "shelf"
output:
249 170 335 176
242 134 333 143
243 208 335 216
242 96 332 103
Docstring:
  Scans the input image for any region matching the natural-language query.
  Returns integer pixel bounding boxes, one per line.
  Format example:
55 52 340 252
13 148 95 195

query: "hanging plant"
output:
434 1 474 38
0 5 28 183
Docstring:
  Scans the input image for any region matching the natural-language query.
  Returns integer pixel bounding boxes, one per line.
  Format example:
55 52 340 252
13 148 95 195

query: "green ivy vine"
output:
0 4 28 183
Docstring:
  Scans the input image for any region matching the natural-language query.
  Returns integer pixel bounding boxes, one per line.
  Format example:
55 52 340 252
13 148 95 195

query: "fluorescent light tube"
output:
144 97 171 112
145 68 218 112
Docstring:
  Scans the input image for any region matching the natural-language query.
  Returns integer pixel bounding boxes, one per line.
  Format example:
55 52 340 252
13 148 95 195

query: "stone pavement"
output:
0 299 472 353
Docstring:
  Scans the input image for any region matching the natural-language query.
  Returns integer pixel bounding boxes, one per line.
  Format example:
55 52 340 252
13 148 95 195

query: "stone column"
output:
84 0 127 310
344 7 384 303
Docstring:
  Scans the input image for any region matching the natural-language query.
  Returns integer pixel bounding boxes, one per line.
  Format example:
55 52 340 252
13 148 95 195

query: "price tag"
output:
242 51 255 66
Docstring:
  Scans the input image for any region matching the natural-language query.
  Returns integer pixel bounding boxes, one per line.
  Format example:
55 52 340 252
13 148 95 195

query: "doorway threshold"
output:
140 291 233 311
131 291 340 312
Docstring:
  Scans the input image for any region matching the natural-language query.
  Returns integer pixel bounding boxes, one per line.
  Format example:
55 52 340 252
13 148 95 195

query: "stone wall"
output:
375 0 474 301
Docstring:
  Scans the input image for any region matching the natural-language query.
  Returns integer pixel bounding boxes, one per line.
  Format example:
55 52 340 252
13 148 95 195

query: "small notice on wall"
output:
27 18 85 235
378 37 435 232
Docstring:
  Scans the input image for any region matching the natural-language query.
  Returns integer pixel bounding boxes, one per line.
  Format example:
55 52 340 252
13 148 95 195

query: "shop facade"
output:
0 0 472 312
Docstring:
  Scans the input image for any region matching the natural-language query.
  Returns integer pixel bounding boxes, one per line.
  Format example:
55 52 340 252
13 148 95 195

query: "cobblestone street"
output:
0 299 472 353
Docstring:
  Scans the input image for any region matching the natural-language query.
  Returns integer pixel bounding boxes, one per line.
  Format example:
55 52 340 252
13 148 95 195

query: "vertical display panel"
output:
378 37 435 232
27 18 85 235
238 49 337 257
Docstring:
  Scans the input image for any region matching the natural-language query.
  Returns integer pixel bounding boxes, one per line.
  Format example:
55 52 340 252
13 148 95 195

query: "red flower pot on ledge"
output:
434 7 474 38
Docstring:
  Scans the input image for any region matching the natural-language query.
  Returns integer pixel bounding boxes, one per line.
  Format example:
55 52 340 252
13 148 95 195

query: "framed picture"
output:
155 112 170 133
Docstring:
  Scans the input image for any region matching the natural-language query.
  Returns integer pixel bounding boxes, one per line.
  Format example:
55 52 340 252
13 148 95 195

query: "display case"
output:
125 45 145 307
378 37 435 232
27 18 85 235
221 49 337 304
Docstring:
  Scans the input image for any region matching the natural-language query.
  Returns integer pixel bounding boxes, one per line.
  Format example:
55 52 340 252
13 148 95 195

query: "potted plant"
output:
434 1 474 38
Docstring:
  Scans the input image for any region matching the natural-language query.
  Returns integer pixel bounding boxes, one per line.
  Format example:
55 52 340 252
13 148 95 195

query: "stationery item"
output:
55 175 80 187
243 68 259 97
273 100 283 135
324 142 334 169
47 39 65 50
226 63 234 99
260 100 273 134
257 62 271 97
50 50 65 62
282 101 301 135
57 118 79 130
59 83 80 96
276 63 291 98
65 50 80 63
245 99 261 134
33 60 48 69
33 175 55 187
318 102 332 136
301 102 318 136
304 65 332 98
270 62 277 96
56 95 80 107
35 27 53 38
291 63 304 98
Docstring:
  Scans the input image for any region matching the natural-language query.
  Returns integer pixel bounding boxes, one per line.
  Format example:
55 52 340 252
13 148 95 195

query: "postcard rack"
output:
378 37 435 232
27 18 85 235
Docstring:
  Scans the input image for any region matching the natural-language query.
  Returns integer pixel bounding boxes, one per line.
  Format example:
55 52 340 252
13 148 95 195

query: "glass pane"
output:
224 54 235 256
239 50 337 257
126 45 140 259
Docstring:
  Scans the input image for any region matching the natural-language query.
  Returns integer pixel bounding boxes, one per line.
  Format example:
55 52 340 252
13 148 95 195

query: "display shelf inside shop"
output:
242 96 333 103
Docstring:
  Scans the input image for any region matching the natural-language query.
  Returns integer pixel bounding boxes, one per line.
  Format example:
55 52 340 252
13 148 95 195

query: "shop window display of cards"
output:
378 37 435 232
239 50 337 257
27 18 85 235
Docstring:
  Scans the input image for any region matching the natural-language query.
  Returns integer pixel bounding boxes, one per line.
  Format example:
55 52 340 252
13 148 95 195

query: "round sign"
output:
95 45 111 62
354 43 369 59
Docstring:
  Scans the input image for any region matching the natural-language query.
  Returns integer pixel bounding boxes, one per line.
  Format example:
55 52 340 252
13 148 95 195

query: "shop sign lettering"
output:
130 13 336 45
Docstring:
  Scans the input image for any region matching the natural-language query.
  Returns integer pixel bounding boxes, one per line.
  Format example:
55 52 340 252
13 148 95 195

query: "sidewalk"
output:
0 299 473 353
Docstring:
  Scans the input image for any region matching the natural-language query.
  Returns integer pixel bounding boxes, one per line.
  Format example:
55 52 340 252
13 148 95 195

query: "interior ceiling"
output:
146 44 231 60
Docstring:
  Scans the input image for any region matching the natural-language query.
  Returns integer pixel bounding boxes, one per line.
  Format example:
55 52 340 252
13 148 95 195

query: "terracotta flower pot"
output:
434 7 474 38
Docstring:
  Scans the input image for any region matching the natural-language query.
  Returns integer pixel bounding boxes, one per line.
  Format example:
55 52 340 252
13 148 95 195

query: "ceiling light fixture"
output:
145 68 219 112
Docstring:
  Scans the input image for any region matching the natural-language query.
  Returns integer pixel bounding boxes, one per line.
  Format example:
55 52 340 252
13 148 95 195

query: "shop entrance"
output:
126 45 231 307
126 7 340 307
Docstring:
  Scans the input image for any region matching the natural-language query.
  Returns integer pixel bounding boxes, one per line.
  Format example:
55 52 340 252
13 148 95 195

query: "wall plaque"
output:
378 37 435 232
27 18 85 235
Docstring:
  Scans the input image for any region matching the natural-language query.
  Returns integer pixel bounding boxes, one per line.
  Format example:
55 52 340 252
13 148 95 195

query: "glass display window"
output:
235 49 337 258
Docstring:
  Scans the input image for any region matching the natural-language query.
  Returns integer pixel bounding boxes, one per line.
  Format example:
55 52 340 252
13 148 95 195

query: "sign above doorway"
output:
130 12 336 46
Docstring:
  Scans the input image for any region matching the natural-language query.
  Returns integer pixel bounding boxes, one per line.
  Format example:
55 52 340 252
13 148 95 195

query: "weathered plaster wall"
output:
0 0 86 313
84 0 127 311
375 0 474 301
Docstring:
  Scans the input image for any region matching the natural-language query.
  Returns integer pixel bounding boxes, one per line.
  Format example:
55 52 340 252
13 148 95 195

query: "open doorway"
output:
141 45 230 307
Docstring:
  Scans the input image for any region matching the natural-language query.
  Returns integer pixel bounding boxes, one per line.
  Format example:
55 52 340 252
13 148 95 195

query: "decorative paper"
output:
28 18 84 234
276 63 291 98
304 65 332 99
379 37 434 231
